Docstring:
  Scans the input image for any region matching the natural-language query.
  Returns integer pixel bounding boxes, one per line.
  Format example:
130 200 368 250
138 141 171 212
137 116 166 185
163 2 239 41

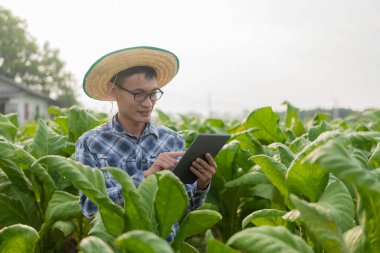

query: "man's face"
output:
114 73 159 125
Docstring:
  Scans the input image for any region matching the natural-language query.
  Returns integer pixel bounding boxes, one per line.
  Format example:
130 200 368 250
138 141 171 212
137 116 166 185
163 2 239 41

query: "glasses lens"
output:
134 92 148 102
150 90 163 101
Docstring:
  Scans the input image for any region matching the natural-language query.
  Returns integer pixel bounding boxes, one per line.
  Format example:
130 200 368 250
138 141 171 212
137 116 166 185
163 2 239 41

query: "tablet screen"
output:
172 133 230 184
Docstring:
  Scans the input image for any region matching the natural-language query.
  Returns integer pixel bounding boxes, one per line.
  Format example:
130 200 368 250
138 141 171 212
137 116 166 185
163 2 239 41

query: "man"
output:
75 46 217 241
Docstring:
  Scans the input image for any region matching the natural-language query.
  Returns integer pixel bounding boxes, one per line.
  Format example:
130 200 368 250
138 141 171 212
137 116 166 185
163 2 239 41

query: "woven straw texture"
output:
83 47 179 101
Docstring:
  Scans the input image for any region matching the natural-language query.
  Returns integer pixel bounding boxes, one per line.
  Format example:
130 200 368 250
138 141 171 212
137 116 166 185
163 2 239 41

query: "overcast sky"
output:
2 0 380 117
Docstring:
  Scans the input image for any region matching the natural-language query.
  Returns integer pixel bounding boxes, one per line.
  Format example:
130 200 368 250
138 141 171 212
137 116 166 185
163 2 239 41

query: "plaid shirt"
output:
75 114 209 241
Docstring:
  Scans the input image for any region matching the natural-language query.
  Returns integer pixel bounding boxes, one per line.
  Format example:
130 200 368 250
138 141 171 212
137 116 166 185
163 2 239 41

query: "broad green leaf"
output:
313 113 330 125
0 193 32 227
304 140 380 194
369 143 380 168
250 155 288 198
0 140 56 210
51 220 76 238
308 121 333 141
53 116 69 136
268 142 295 168
290 195 349 253
78 236 115 253
48 106 65 116
29 119 67 158
136 175 159 233
39 191 81 237
356 189 380 251
115 230 173 253
343 226 365 253
179 242 199 253
155 171 188 238
317 180 355 232
282 101 305 137
107 167 152 231
345 131 380 151
0 224 39 253
205 230 239 253
230 128 264 155
5 113 19 128
227 226 314 253
286 131 342 201
242 209 287 228
88 213 116 250
0 114 17 142
68 106 104 142
243 107 286 144
223 172 269 189
214 141 240 184
171 210 222 250
33 155 124 236
289 137 311 154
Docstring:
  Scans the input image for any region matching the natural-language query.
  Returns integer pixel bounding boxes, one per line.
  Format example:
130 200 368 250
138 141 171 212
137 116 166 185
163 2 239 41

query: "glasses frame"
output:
116 85 164 102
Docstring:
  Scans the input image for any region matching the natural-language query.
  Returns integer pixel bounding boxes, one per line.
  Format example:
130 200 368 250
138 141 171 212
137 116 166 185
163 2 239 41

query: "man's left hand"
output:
190 153 217 190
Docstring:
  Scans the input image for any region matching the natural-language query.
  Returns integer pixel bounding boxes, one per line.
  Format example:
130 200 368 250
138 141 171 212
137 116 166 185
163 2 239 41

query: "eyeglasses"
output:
116 85 164 102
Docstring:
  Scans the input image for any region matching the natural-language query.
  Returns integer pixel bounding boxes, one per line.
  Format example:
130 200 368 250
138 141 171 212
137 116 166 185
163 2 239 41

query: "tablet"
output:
172 133 231 184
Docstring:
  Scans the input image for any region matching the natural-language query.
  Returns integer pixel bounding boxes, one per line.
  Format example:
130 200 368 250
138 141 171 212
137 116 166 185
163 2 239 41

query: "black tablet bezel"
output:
172 133 230 184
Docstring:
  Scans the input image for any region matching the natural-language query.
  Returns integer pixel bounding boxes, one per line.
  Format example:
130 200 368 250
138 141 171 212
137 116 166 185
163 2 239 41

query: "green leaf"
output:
214 141 240 184
205 230 239 253
282 101 305 137
343 226 365 253
308 121 334 141
137 175 159 233
0 224 39 253
51 220 76 238
316 180 355 232
304 140 380 194
243 107 286 144
0 193 32 227
39 191 81 237
68 106 104 142
106 167 152 231
227 226 314 253
33 155 124 236
88 213 116 250
78 236 115 253
268 142 295 168
286 131 342 201
155 171 188 238
369 143 380 168
242 209 287 228
223 172 269 189
250 155 288 198
0 114 17 142
172 210 222 250
179 242 199 253
115 230 173 253
290 195 349 253
29 119 67 158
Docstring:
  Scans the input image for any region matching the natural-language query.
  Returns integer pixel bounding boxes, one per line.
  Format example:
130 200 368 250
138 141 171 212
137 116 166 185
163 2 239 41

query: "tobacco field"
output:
0 103 379 253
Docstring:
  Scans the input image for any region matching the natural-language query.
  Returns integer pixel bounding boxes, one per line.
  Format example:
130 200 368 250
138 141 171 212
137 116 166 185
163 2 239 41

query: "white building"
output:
0 75 56 125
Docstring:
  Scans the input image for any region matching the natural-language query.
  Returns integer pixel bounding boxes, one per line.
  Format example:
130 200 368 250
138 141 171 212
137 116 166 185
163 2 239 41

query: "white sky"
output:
1 0 380 117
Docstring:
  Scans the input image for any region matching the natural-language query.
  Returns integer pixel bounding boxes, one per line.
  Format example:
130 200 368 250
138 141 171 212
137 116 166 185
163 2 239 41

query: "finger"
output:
191 161 213 178
190 166 212 182
205 153 217 169
165 151 185 158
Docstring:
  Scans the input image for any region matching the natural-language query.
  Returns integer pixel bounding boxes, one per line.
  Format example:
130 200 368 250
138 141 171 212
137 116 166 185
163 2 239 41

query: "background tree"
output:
0 6 78 107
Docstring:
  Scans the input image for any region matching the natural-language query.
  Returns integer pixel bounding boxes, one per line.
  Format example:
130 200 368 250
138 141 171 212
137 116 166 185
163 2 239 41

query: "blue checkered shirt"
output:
75 115 209 241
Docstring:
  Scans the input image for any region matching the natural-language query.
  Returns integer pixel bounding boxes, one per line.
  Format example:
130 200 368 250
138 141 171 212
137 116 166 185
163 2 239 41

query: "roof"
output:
0 75 56 104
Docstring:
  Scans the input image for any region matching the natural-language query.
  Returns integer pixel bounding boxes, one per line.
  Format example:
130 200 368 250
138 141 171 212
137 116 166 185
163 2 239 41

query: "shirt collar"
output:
111 114 159 139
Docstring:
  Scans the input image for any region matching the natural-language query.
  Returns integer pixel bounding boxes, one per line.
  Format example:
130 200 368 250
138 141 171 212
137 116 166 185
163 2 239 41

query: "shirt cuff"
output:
193 181 210 198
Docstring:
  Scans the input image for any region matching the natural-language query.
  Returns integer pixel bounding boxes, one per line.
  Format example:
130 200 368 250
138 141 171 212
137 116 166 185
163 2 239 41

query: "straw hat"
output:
83 46 179 101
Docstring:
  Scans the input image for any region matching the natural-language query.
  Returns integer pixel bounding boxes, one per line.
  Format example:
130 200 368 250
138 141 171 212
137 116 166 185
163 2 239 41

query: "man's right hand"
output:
143 151 184 178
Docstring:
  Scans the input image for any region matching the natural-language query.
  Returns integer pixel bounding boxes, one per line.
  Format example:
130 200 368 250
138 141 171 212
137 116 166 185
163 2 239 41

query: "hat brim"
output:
83 46 179 101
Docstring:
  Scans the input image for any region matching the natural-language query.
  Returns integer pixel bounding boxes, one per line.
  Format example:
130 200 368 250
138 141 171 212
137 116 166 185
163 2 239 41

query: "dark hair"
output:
110 66 157 86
